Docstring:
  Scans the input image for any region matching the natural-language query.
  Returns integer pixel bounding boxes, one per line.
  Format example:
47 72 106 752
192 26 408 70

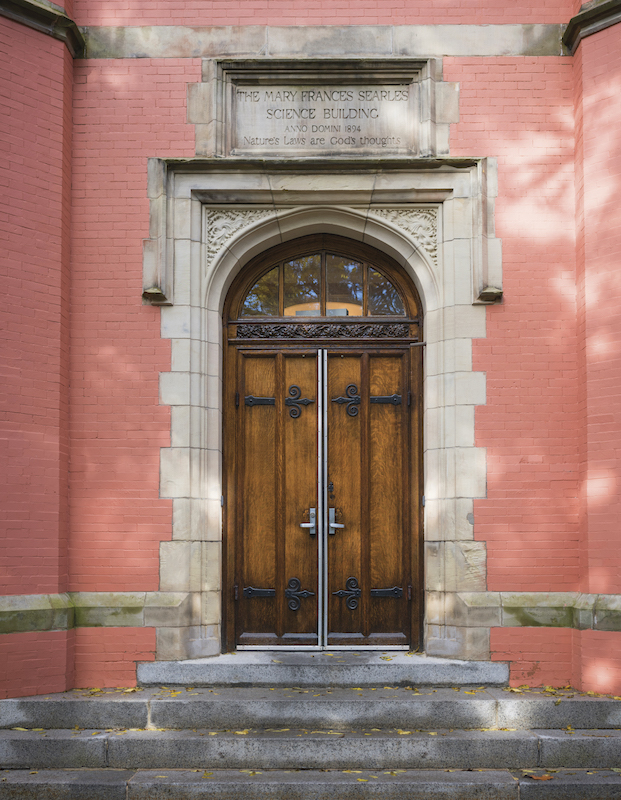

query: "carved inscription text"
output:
232 84 417 156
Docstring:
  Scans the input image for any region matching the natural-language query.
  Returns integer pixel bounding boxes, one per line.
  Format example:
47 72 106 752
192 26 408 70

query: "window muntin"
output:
240 251 407 318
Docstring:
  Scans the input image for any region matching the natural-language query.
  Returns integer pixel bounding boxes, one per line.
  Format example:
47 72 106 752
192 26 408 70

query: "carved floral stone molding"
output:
370 208 438 265
205 209 275 264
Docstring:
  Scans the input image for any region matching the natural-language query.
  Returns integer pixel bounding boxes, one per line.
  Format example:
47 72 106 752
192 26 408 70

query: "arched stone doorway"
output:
147 161 499 662
222 235 424 650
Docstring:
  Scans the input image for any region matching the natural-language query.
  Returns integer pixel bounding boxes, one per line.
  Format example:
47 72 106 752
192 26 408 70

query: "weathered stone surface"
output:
518 768 621 799
0 729 107 769
137 650 509 687
538 729 621 768
0 769 133 799
0 690 150 731
492 690 621 730
107 729 539 770
127 768 520 799
149 687 498 731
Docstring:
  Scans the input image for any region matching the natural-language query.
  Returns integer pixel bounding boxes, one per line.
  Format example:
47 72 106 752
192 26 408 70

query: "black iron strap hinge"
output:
370 586 403 598
242 586 276 598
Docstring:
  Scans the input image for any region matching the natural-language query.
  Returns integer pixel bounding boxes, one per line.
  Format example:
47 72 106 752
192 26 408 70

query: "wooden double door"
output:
226 345 422 650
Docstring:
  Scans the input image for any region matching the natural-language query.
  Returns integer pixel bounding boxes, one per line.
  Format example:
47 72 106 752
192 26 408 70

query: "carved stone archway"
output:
144 159 501 661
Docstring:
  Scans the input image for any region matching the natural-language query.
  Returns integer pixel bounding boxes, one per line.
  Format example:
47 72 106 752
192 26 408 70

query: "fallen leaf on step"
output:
357 778 368 782
343 770 362 773
12 728 29 731
529 775 553 781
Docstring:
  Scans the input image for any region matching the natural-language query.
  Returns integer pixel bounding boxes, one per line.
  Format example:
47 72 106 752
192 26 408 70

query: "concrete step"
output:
3 686 621 731
2 769 621 799
2 727 621 770
137 651 510 688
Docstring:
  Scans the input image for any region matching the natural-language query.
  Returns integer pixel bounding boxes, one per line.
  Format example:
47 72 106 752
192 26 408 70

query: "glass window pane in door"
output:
325 254 363 316
284 255 321 316
368 268 405 316
241 266 279 316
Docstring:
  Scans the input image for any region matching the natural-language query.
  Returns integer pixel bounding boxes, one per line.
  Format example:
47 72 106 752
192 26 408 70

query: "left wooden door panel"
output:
236 351 319 646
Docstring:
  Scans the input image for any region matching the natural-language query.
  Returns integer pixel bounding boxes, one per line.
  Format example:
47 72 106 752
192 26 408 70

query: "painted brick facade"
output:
2 0 621 697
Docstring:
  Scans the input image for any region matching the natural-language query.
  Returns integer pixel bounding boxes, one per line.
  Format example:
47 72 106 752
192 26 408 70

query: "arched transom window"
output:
240 249 408 319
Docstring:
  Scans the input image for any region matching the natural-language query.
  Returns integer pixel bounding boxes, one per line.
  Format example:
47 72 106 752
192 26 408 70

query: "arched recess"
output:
221 233 425 650
152 166 497 663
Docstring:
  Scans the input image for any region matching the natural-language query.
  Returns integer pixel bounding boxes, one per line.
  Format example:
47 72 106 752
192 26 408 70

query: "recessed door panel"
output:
231 346 419 649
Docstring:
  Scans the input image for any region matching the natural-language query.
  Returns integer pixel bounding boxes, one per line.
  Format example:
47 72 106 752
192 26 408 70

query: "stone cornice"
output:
0 0 85 57
563 0 621 53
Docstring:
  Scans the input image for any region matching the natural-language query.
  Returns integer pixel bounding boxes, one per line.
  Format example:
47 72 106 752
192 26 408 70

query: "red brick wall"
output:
443 57 580 592
0 632 74 699
69 59 200 592
73 628 155 688
72 0 574 27
0 19 72 597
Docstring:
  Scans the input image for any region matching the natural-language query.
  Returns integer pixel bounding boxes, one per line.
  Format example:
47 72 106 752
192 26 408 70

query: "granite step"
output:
2 769 621 799
2 686 621 732
136 651 510 688
2 727 621 771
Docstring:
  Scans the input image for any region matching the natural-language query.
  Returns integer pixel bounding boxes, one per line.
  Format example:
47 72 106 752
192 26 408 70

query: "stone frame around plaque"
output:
187 58 459 159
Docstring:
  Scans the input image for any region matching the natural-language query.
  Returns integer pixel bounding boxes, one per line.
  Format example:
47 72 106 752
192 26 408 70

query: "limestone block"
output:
161 305 191 339
156 625 205 661
501 592 576 628
267 26 393 57
188 625 221 658
594 595 621 632
426 591 500 628
160 541 203 592
203 542 222 592
173 241 192 305
435 81 459 124
451 592 501 628
573 593 597 630
144 592 201 627
160 371 190 407
187 82 215 124
0 593 73 635
173 497 222 542
171 339 191 372
424 498 475 542
160 448 191 498
203 591 221 625
425 542 487 592
455 447 486 498
204 448 222 500
170 406 190 448
455 372 486 406
195 121 219 157
72 593 145 628
426 624 491 661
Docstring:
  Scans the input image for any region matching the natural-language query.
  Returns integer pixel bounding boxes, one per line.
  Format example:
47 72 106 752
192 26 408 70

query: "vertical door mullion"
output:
321 349 329 647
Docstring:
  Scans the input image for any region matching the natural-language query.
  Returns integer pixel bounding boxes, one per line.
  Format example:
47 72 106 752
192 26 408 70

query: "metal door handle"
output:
300 508 316 536
329 507 344 534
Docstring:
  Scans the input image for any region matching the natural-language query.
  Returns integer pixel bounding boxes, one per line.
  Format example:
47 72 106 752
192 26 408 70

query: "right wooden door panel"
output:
327 351 410 646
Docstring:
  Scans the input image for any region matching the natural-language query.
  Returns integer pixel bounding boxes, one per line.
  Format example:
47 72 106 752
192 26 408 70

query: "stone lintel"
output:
0 0 85 56
82 24 564 60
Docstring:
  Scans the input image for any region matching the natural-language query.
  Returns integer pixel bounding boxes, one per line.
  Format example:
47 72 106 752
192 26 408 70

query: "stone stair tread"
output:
3 686 621 731
2 768 621 799
137 651 510 687
3 727 621 770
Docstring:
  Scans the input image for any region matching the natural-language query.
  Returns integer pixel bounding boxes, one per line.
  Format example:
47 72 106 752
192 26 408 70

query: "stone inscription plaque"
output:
232 84 417 157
